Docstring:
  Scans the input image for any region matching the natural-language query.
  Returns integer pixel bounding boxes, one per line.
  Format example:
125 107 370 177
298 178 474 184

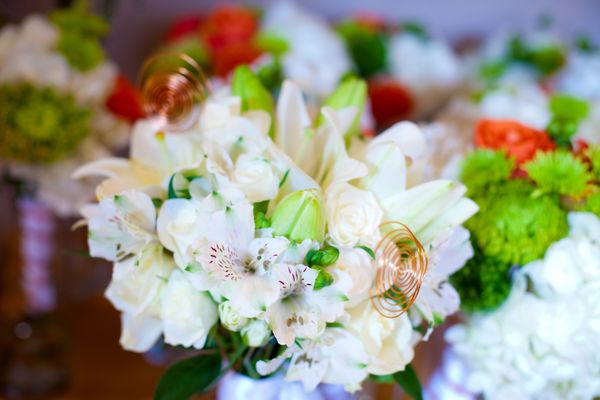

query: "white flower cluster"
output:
447 212 600 400
0 15 129 216
76 79 477 392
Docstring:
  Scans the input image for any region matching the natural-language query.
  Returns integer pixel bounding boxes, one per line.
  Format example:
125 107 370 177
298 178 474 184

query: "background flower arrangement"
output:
0 0 142 216
75 63 478 398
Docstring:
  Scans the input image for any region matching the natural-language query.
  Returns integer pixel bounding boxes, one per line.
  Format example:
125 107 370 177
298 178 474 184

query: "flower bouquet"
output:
434 90 600 398
0 0 142 216
75 62 478 398
160 1 351 101
335 15 462 129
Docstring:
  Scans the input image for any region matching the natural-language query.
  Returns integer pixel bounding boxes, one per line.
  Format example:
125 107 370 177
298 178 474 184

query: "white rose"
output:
331 248 374 307
105 244 174 317
17 15 58 52
241 319 271 348
161 270 218 349
346 300 417 375
232 154 279 202
157 198 205 268
325 182 383 247
219 300 248 332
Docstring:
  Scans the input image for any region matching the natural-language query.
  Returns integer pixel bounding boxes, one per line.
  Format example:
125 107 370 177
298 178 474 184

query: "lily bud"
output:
318 76 367 139
271 189 325 242
232 65 274 136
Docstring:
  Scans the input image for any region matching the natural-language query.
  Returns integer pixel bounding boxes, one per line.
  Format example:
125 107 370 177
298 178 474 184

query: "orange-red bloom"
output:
201 6 259 53
474 119 555 164
105 74 145 123
368 79 414 130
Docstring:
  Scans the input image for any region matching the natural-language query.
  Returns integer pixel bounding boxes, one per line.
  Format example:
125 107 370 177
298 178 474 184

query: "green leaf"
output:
255 32 289 56
254 211 271 229
356 245 376 260
393 364 423 400
314 269 334 290
337 21 387 78
549 94 589 122
403 22 428 40
154 353 222 400
370 374 395 384
306 246 339 268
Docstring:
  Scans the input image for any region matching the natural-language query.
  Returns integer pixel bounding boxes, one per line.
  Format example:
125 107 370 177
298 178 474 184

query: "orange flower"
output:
474 119 555 164
212 42 263 78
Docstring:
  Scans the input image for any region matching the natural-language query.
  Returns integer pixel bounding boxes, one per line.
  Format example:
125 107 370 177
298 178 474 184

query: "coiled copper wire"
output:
370 222 428 318
139 53 211 131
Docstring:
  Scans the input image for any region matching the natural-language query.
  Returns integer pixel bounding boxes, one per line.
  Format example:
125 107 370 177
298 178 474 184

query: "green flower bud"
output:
271 189 325 242
318 77 367 139
232 65 274 136
306 245 339 268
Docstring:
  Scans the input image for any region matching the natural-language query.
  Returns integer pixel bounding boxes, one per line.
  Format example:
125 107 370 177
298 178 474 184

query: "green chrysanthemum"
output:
524 151 592 197
50 0 109 72
450 242 513 312
0 83 91 163
466 180 568 266
583 190 600 217
460 149 515 195
587 145 600 182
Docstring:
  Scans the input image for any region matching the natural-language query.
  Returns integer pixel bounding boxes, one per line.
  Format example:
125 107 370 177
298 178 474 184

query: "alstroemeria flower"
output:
474 118 556 164
256 327 369 392
264 265 352 346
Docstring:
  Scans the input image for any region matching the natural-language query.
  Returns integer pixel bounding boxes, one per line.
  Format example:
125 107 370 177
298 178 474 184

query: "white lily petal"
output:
360 141 407 201
119 312 163 353
418 197 479 244
275 80 312 162
372 121 427 162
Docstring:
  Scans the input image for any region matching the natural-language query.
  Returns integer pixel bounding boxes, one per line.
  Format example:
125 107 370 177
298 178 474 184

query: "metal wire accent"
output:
139 53 211 131
370 221 428 318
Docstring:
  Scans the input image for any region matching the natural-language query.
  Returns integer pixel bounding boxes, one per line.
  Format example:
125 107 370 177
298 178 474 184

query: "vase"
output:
0 198 70 398
424 347 477 400
217 371 356 400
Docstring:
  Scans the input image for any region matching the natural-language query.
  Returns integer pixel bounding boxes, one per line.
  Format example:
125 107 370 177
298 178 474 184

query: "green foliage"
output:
255 32 289 56
586 145 600 181
392 364 423 400
50 0 109 71
460 149 515 195
154 353 222 400
337 21 387 78
232 66 274 115
403 22 429 40
546 95 590 146
507 35 564 76
0 83 90 163
306 245 339 268
479 61 507 82
576 35 596 53
314 269 334 290
256 59 284 93
451 242 513 312
466 180 568 266
524 151 592 197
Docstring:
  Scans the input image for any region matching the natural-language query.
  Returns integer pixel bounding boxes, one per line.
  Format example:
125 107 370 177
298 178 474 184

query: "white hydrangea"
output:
447 212 600 400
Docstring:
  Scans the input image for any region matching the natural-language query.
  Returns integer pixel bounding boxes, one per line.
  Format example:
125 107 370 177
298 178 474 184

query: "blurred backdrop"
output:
2 0 600 78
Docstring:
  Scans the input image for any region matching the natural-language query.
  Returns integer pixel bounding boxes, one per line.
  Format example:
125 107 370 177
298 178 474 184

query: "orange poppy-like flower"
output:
474 119 555 164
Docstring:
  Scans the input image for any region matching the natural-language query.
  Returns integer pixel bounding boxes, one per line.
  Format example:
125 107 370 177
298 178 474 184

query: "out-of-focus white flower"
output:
331 248 374 307
388 33 462 117
219 301 249 332
241 319 271 347
447 212 600 400
161 270 218 349
558 50 600 101
325 182 383 248
262 1 351 100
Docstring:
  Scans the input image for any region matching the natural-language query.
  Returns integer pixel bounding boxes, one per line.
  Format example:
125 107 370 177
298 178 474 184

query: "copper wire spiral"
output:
370 222 428 318
140 53 211 131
